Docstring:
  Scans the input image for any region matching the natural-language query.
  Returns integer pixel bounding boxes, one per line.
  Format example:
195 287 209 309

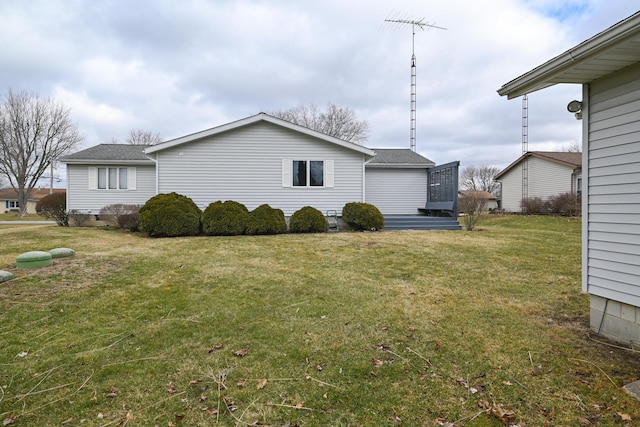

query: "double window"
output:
293 160 325 187
89 167 136 190
282 159 334 188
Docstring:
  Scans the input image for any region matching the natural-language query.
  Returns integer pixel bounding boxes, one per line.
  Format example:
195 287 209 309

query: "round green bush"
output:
289 206 327 233
342 202 384 231
139 192 202 237
202 200 249 235
246 204 287 235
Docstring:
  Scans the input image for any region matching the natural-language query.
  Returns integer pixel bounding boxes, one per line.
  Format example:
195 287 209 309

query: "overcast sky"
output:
1 1 638 174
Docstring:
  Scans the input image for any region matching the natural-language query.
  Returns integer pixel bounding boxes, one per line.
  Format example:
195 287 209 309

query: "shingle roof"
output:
459 190 497 200
0 188 66 201
368 149 435 167
495 151 582 179
59 144 153 163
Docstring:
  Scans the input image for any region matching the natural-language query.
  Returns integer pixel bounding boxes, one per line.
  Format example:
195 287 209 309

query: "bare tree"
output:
564 141 582 152
126 129 162 145
459 165 501 195
270 102 370 144
0 90 83 216
459 191 488 231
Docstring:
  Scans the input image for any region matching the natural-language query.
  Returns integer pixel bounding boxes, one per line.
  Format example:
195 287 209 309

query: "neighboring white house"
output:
495 151 582 212
498 11 640 344
61 113 447 219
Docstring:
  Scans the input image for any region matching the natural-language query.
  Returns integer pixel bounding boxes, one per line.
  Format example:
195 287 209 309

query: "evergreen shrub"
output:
289 206 327 233
202 200 249 235
245 204 287 235
139 192 201 237
342 202 384 231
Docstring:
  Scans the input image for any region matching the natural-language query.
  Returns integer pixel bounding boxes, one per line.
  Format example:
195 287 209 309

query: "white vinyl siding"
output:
67 164 156 212
584 62 640 306
156 122 365 215
365 168 427 215
498 157 578 212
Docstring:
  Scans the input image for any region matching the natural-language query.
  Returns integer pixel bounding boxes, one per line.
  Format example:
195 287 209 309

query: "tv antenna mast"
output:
384 12 446 152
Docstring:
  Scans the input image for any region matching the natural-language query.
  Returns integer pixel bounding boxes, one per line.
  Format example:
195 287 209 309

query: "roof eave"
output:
146 113 376 156
497 12 640 99
60 159 155 165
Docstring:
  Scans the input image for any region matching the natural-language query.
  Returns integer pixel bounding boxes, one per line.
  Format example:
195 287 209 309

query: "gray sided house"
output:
61 113 458 225
498 12 640 344
495 151 582 212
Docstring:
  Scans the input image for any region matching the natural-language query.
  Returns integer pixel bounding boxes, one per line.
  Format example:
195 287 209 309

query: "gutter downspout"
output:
144 153 159 195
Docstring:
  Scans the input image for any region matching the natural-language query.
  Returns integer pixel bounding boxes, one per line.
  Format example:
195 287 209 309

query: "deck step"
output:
382 216 461 231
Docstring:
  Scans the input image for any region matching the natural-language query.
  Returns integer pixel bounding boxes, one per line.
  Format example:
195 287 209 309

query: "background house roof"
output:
458 190 497 200
0 188 66 201
495 151 582 179
498 11 640 99
367 148 435 168
60 144 155 164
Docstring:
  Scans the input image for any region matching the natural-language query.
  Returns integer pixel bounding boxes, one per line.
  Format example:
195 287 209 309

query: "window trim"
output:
89 167 136 191
282 159 334 188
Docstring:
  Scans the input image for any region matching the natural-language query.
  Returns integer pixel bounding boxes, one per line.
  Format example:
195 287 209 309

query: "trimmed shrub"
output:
245 204 287 235
36 192 68 226
117 212 140 231
202 200 249 235
99 204 141 227
68 209 92 226
289 206 327 233
548 192 581 216
520 197 550 214
139 192 202 237
342 202 384 231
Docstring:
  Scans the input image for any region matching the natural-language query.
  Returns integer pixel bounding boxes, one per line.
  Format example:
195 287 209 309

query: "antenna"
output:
521 94 529 210
384 11 446 152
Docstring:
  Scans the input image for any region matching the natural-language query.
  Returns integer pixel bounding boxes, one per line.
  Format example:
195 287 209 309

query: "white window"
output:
283 159 334 188
8 201 19 208
89 167 136 190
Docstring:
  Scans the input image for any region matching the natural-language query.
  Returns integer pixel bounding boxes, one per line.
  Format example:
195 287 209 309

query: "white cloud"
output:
1 0 637 171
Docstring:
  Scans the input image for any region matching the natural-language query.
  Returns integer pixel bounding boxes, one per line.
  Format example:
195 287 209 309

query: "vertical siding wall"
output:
499 158 576 212
156 122 365 216
66 164 156 212
365 168 427 214
586 62 640 320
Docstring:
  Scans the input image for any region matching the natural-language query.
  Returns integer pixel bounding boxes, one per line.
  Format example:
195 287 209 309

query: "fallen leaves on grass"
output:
166 382 178 394
207 343 223 353
232 348 248 357
105 386 118 398
392 411 402 425
256 378 268 389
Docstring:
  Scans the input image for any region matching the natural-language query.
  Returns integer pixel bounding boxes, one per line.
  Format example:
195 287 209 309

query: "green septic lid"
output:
0 270 15 283
48 248 76 258
16 251 53 269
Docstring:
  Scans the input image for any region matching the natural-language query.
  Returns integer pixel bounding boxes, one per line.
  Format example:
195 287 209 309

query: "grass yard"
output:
1 216 639 426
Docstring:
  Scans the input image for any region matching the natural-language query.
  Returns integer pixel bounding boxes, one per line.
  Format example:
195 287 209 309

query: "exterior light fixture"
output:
567 100 582 113
567 100 583 120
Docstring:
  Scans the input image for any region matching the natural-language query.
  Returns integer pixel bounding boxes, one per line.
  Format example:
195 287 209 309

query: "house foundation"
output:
590 295 640 345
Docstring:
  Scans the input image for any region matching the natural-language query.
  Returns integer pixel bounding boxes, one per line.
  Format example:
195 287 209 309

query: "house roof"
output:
367 148 435 168
59 144 155 165
0 188 66 201
458 190 497 200
495 151 582 180
497 11 640 99
145 112 376 157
